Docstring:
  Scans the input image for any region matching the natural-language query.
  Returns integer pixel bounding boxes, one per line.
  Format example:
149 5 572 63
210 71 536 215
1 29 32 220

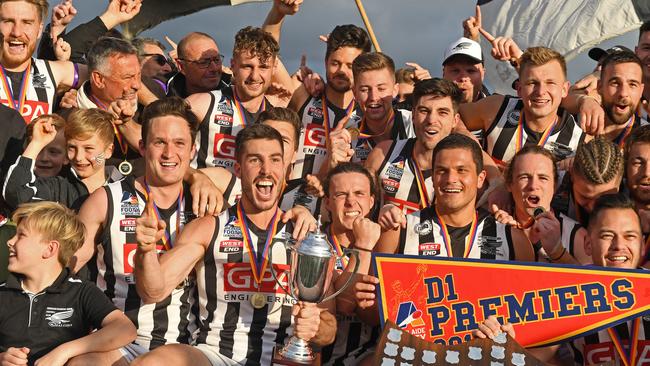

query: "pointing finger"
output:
478 27 496 43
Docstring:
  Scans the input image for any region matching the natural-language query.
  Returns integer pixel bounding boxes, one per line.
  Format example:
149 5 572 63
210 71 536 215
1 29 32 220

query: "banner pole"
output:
354 0 382 52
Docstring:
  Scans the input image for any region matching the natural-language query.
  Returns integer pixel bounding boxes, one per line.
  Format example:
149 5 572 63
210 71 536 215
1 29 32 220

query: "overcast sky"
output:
53 0 638 84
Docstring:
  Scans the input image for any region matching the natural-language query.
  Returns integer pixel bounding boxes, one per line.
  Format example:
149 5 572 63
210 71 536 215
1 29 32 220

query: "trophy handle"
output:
268 240 297 300
320 248 360 303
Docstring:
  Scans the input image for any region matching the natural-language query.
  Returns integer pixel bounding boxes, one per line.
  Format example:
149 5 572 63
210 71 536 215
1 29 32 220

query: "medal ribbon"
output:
514 113 558 152
0 61 31 120
90 95 129 157
142 179 184 251
328 226 349 268
237 202 280 284
614 115 635 148
607 318 641 366
409 151 431 208
322 94 355 142
233 87 266 127
434 207 479 258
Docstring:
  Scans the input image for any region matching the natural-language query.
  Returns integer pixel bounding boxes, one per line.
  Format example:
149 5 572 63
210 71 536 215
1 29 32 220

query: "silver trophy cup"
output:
270 221 360 364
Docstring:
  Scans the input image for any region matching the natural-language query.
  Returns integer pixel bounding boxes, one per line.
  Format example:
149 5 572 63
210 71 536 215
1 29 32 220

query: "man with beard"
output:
635 22 650 117
131 124 335 366
365 78 458 215
596 50 647 148
624 125 650 266
354 134 538 325
286 24 371 179
0 0 87 123
186 26 278 171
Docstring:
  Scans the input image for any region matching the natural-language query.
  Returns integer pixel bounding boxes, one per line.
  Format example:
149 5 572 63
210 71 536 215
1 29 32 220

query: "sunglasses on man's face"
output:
143 54 170 66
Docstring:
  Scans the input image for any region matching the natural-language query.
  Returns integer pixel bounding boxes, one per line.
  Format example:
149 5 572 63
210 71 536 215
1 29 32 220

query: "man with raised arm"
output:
132 123 336 366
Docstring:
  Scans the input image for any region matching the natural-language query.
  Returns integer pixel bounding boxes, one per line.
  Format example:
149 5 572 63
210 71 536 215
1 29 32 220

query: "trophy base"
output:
271 338 320 365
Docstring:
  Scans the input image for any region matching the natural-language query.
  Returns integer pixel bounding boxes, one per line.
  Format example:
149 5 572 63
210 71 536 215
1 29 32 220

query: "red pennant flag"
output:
373 254 650 347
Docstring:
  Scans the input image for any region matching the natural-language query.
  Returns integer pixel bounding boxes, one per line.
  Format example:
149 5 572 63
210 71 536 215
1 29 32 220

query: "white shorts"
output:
119 342 148 362
194 344 241 366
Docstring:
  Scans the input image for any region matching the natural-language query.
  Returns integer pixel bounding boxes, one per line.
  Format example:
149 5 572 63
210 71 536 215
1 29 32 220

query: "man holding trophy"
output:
132 124 337 365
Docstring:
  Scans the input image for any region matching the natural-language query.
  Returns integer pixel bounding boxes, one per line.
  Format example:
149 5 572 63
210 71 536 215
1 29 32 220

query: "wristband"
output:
549 247 566 262
72 62 79 89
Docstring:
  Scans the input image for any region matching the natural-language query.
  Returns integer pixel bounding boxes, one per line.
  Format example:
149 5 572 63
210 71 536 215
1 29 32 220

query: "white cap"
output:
443 37 483 65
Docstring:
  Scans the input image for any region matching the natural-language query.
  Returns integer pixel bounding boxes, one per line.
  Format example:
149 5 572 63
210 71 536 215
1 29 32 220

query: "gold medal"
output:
347 127 360 140
250 292 267 309
119 160 133 175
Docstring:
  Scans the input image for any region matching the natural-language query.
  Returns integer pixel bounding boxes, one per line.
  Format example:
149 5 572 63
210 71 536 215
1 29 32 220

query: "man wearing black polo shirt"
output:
0 202 134 365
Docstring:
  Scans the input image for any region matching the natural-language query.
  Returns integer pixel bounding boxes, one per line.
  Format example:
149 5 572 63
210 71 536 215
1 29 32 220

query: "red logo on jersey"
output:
223 262 290 293
119 219 136 233
123 243 164 273
419 243 441 256
304 123 326 148
0 99 49 124
213 133 236 160
219 240 243 253
584 341 650 365
382 178 400 193
384 196 420 214
214 114 233 127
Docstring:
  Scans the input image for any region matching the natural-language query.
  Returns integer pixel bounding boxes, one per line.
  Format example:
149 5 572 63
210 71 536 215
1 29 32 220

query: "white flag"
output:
479 0 650 93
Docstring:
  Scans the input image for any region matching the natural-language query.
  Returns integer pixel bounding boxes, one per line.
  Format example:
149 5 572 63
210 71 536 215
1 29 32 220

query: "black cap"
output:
588 45 634 62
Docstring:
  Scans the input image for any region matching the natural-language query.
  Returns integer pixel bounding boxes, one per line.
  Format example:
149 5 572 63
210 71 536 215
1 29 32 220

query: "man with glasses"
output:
168 32 231 98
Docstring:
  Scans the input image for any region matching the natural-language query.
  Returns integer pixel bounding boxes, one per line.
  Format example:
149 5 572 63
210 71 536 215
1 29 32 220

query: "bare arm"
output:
134 214 213 303
185 92 212 124
71 188 107 273
458 94 505 131
50 60 88 92
37 310 136 364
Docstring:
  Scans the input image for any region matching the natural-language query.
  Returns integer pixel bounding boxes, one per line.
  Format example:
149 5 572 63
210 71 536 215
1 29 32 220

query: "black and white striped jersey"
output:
0 58 57 123
400 207 514 260
376 138 433 214
98 177 198 349
194 206 296 365
484 96 585 168
192 88 270 170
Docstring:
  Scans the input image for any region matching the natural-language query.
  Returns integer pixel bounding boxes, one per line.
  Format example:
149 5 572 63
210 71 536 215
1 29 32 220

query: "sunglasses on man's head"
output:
143 54 170 66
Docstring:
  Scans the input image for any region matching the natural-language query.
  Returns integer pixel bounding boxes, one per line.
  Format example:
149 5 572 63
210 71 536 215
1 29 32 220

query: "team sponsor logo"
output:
123 243 164 275
0 99 50 124
31 72 50 89
506 109 521 127
212 133 235 165
382 178 400 194
216 99 234 114
307 106 323 120
224 217 243 239
303 123 326 148
214 114 233 127
219 240 243 253
119 218 136 233
222 262 290 293
414 220 433 236
583 341 650 365
120 192 140 215
386 159 405 180
419 242 441 256
479 236 503 256
354 140 372 161
45 307 74 327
